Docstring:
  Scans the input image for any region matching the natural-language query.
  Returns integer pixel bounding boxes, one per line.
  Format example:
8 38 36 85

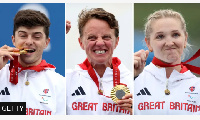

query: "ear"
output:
78 37 85 50
12 35 16 47
145 37 153 52
44 37 50 49
114 37 119 49
184 32 188 48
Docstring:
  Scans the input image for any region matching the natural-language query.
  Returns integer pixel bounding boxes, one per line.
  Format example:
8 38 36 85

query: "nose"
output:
95 38 105 47
165 36 175 47
25 36 33 46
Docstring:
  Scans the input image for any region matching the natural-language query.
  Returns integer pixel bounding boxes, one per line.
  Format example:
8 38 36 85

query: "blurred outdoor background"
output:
134 3 200 77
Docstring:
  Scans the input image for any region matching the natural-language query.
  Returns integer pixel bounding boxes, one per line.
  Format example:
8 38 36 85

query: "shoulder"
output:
45 69 64 77
136 62 165 80
134 63 158 87
0 64 10 72
119 62 131 77
66 65 87 78
0 64 10 83
42 69 65 85
0 64 10 76
118 62 133 91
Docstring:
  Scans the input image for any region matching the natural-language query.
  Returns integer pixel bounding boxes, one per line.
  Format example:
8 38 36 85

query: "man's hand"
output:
134 49 149 77
0 45 20 70
117 93 133 115
66 20 71 34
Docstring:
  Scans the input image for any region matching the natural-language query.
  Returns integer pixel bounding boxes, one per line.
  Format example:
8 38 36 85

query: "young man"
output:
0 9 65 115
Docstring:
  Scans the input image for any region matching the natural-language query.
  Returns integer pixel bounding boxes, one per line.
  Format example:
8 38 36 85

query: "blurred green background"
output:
134 3 200 77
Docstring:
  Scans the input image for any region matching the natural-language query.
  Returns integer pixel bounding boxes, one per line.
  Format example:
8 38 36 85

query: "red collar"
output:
18 60 55 72
78 57 123 97
152 49 200 74
180 64 188 73
9 57 55 85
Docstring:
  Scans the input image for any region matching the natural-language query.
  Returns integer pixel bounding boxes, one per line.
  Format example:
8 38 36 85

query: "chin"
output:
90 58 107 66
22 60 35 65
165 57 179 64
20 57 36 64
95 59 107 64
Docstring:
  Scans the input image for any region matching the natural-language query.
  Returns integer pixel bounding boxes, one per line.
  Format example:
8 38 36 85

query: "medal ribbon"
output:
9 57 55 85
9 56 19 85
152 49 200 74
79 57 122 98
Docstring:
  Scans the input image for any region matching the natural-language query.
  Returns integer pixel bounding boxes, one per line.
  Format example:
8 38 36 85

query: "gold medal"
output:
110 85 130 103
165 89 170 95
98 89 103 95
14 49 36 54
25 81 30 86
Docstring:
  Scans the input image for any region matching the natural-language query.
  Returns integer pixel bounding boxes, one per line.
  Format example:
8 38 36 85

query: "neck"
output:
154 57 182 78
164 59 182 78
165 65 182 78
18 58 42 67
92 64 112 78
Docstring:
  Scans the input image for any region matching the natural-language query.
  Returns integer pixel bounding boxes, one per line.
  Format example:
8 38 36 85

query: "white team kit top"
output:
66 58 133 115
0 63 65 115
134 62 200 115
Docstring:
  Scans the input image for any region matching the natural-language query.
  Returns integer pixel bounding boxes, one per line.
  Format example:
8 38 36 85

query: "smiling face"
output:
79 19 119 67
12 26 50 67
145 18 187 64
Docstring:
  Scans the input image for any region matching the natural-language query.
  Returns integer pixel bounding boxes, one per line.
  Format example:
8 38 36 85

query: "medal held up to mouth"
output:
13 49 35 54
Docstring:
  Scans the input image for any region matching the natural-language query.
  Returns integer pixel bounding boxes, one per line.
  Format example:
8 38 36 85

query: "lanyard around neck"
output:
9 57 55 85
152 49 200 75
79 57 121 98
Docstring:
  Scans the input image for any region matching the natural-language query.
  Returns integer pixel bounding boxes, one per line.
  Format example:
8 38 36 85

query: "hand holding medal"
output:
116 93 133 115
9 48 36 85
111 84 132 115
110 85 130 103
0 45 20 70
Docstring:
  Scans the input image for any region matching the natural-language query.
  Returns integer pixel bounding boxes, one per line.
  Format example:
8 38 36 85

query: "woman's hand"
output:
134 49 149 77
117 93 133 115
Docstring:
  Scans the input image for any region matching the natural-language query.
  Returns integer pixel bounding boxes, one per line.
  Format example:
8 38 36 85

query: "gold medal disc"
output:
110 85 130 103
165 89 170 95
98 89 103 95
25 81 30 86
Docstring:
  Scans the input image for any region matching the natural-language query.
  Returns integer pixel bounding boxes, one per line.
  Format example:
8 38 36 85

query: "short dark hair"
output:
13 9 50 38
78 8 119 37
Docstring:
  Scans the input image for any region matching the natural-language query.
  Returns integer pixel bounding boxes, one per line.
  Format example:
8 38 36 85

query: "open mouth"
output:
24 49 36 53
94 50 107 54
18 49 36 54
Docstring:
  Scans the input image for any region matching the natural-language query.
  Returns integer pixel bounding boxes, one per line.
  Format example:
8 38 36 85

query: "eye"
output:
172 33 180 38
33 32 43 40
19 33 27 38
102 35 111 40
87 36 97 41
156 34 164 39
19 35 27 38
34 36 41 39
18 31 27 38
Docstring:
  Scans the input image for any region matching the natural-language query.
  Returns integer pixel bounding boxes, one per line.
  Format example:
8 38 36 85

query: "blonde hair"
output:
144 9 191 60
